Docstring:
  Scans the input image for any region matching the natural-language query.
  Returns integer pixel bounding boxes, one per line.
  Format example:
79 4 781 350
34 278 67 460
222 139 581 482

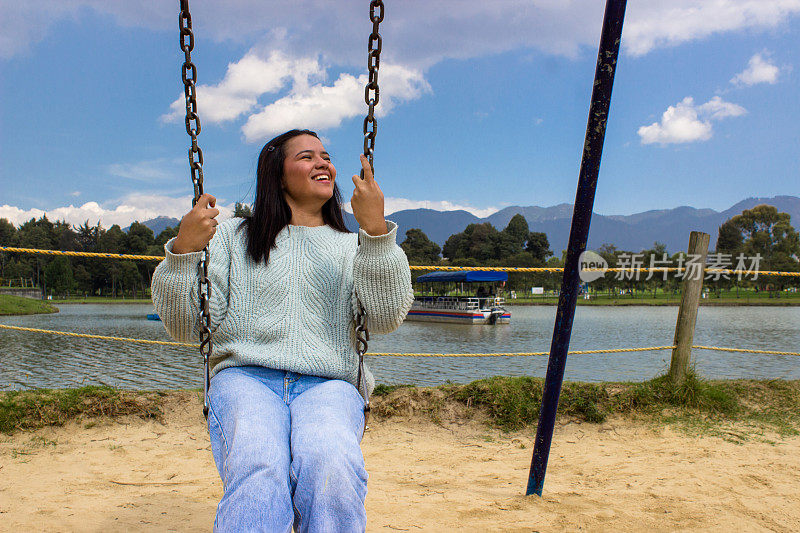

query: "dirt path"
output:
2 398 798 531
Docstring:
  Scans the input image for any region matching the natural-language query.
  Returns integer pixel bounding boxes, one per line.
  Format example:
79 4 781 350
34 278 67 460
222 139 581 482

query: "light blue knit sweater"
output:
151 218 414 397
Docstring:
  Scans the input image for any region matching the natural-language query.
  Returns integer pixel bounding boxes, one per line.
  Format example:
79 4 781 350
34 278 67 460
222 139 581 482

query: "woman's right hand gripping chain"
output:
172 193 220 254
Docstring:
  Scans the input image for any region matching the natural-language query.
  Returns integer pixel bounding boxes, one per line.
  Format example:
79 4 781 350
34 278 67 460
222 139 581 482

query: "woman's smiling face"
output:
281 134 336 210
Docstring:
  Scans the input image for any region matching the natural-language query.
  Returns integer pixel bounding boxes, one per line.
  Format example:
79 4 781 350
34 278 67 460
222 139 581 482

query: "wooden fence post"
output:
668 231 710 383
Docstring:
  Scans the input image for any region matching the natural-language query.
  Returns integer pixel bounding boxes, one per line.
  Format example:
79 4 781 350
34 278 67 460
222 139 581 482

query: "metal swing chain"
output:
361 0 384 179
179 0 213 418
356 0 384 425
354 300 370 394
178 0 379 420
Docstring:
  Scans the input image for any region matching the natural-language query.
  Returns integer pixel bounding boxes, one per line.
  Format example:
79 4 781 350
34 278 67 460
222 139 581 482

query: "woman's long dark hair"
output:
243 129 351 264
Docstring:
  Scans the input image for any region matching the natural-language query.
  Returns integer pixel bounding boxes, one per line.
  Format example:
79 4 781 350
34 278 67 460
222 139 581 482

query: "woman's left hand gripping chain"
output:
350 154 388 237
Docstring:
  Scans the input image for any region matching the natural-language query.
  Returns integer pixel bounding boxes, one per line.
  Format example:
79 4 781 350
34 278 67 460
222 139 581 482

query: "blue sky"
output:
1 1 799 229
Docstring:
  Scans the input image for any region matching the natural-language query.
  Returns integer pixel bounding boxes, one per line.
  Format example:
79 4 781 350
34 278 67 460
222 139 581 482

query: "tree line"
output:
0 203 797 299
0 217 176 298
400 204 800 296
0 203 254 298
400 214 560 293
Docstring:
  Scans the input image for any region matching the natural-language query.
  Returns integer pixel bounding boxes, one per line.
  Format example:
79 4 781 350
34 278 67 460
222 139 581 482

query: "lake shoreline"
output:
505 299 800 306
0 294 59 316
7 297 797 311
3 377 798 433
48 298 152 305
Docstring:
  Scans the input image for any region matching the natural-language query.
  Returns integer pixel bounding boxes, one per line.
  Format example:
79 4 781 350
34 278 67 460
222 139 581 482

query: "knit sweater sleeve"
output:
150 220 234 343
352 220 414 334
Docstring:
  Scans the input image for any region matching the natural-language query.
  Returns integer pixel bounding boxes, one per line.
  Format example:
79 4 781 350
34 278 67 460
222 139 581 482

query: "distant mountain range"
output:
125 216 178 236
136 195 800 255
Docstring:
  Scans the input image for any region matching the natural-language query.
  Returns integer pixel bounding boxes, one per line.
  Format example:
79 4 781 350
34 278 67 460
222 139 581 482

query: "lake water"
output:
1 304 798 390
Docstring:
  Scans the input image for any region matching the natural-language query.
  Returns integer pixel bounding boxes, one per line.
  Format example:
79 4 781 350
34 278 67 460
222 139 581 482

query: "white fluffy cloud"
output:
241 64 430 143
0 195 233 229
731 53 781 86
697 96 748 120
5 1 800 64
1 195 497 228
162 51 429 143
161 52 324 124
637 96 746 145
7 1 798 151
343 197 499 219
625 0 800 56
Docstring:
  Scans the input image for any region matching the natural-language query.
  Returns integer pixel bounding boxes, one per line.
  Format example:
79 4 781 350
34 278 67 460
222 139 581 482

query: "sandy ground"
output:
2 397 799 532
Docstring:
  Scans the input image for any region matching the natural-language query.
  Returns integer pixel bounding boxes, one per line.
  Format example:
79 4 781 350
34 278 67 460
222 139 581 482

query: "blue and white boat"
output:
407 271 510 325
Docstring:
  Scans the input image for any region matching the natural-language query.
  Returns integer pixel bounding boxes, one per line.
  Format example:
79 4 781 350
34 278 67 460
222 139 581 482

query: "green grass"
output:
3 378 799 440
419 287 800 306
451 372 747 431
0 294 58 316
371 383 417 396
508 290 800 306
48 296 152 304
378 373 800 436
451 377 614 430
613 373 740 415
0 386 163 433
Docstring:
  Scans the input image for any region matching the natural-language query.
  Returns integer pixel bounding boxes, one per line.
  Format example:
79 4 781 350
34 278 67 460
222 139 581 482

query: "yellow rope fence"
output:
0 324 195 348
2 324 798 357
2 245 799 277
692 345 800 357
0 246 164 262
369 346 678 357
408 265 800 277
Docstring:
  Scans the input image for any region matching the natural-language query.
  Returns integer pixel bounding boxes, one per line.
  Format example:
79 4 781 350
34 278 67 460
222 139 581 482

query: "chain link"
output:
178 0 383 421
355 0 384 428
355 299 370 425
179 0 213 419
361 0 384 179
355 301 370 363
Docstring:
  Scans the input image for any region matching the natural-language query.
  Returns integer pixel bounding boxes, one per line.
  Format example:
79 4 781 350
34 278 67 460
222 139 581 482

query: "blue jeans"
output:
207 366 368 532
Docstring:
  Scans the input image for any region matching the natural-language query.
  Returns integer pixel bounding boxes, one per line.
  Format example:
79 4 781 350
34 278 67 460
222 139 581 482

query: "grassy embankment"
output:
0 294 58 316
2 375 798 441
502 288 799 306
22 288 800 306
371 374 800 439
508 296 800 306
47 296 152 304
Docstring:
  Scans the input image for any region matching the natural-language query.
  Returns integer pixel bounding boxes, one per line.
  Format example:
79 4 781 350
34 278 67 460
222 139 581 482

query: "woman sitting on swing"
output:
152 129 414 532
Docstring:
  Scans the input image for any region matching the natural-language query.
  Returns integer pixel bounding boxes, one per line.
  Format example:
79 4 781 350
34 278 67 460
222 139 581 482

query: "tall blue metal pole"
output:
526 0 627 496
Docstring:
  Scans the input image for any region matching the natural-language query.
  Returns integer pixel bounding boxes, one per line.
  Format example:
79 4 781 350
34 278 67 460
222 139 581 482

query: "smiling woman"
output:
278 134 340 225
152 2 407 528
230 129 389 265
152 126 412 532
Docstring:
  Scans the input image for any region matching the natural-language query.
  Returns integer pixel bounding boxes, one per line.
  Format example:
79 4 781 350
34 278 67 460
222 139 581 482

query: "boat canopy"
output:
415 271 508 283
